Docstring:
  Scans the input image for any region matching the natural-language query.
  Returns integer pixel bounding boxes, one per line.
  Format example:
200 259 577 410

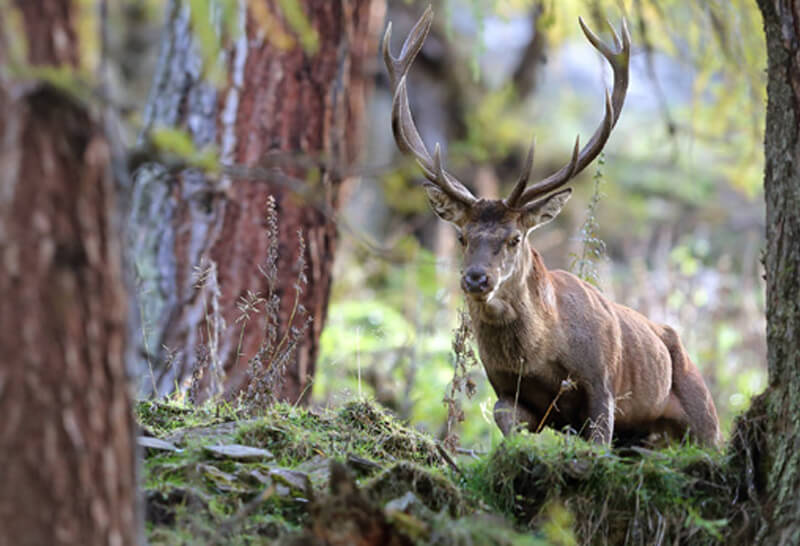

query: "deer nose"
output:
462 267 490 293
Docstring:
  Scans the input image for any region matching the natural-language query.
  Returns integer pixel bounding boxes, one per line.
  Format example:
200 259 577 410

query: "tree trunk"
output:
131 0 382 403
0 2 138 545
740 2 800 543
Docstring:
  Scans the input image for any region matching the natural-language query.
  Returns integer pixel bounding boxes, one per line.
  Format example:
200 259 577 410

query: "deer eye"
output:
457 232 466 246
508 234 522 247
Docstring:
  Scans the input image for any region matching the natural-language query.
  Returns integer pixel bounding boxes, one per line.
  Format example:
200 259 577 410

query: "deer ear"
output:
424 184 470 226
520 188 572 231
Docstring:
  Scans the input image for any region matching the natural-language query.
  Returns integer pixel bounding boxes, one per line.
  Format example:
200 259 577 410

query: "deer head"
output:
384 7 630 302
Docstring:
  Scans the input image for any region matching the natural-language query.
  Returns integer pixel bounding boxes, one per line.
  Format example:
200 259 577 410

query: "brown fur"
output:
450 200 721 447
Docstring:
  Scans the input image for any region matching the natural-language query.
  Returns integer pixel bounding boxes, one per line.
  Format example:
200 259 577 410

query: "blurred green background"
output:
313 0 766 450
97 0 766 448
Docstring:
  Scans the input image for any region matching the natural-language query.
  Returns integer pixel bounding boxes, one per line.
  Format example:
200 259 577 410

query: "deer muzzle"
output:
462 266 492 295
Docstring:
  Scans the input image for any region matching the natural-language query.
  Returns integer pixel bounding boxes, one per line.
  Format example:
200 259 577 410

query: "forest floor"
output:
137 398 747 545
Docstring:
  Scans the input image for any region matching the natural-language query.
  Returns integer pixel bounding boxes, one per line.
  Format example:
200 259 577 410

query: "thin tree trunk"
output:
739 2 800 543
0 1 138 545
132 0 382 403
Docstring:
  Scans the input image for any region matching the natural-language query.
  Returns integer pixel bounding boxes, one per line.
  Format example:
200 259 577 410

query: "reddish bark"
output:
139 1 382 403
0 1 138 544
214 1 380 400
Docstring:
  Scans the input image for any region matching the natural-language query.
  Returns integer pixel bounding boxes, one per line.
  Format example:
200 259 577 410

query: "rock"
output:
295 455 332 489
138 436 180 454
197 463 244 493
164 420 251 445
247 469 271 486
244 466 313 499
383 490 436 536
346 453 383 475
203 444 274 461
366 462 465 517
270 468 312 499
274 484 292 497
384 491 420 513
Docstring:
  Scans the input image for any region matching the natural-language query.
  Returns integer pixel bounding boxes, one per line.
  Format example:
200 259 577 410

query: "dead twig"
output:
536 376 577 434
436 443 463 477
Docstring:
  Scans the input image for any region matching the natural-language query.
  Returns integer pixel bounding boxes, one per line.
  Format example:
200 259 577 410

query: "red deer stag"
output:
383 8 721 446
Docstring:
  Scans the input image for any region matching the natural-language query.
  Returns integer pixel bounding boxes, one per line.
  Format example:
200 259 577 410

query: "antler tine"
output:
385 7 477 206
391 78 429 159
504 138 535 208
382 6 433 89
392 78 476 203
580 16 620 58
608 18 623 50
565 134 581 177
512 16 630 206
433 143 449 186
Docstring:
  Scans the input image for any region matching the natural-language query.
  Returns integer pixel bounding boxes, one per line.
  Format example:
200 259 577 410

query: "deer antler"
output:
505 17 630 209
383 6 478 207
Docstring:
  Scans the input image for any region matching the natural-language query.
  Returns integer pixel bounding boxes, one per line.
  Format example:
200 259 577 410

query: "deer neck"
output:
465 246 556 326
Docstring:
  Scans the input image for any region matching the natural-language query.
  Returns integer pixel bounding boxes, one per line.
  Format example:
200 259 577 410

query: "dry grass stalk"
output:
442 309 479 451
241 196 311 413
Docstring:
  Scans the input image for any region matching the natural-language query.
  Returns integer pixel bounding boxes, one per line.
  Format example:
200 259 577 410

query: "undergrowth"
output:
241 195 311 413
154 195 311 409
137 397 741 545
136 397 243 437
462 430 733 545
442 309 480 451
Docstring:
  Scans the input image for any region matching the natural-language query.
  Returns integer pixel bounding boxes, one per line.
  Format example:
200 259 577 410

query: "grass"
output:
136 397 244 437
137 397 739 545
461 430 733 545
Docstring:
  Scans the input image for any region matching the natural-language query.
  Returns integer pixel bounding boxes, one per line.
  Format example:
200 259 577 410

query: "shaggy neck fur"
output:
466 246 560 376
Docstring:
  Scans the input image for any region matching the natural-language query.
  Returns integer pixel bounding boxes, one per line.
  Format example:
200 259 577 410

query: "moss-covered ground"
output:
137 398 743 545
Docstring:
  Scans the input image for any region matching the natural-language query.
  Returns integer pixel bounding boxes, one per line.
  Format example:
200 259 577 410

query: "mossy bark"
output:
743 1 800 543
131 0 382 403
0 1 138 544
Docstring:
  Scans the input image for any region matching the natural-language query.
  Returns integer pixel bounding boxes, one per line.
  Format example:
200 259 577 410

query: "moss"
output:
136 399 245 437
337 400 442 464
462 431 732 545
138 399 446 543
365 462 464 517
138 398 741 545
233 399 441 467
425 512 549 546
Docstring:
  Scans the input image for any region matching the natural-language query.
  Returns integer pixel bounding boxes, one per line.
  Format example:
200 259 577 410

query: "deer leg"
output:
661 326 721 446
494 398 538 436
585 389 615 445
